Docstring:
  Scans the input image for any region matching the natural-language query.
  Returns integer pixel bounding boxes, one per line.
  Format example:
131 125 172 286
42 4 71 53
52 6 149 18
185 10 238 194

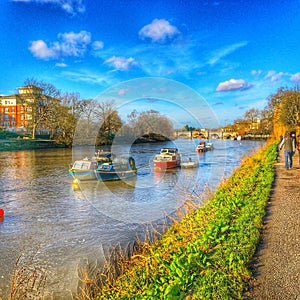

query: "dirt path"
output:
247 150 300 299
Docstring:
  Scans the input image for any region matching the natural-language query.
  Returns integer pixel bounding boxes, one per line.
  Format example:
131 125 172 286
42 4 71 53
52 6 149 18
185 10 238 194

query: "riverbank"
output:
0 139 66 151
90 142 277 299
246 149 300 299
1 140 290 299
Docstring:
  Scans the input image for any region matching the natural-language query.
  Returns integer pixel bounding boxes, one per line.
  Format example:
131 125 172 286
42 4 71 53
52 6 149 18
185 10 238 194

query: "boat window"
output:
99 164 112 171
73 161 91 169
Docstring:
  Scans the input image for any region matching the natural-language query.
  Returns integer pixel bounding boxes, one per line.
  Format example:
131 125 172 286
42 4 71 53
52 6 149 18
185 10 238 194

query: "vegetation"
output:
117 110 174 143
74 142 277 299
266 86 300 135
72 99 123 146
15 80 174 147
0 130 20 139
222 85 300 138
23 78 62 140
182 125 195 132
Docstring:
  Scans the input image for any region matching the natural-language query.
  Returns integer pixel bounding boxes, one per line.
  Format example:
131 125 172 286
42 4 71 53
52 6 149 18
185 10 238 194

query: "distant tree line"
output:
181 85 300 138
117 109 174 143
23 78 174 147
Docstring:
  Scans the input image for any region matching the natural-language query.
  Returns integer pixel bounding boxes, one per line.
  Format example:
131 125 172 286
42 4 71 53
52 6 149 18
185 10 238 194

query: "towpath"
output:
247 149 300 299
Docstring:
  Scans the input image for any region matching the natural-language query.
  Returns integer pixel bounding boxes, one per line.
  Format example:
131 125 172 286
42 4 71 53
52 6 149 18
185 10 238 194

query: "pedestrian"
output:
296 134 300 165
279 132 296 169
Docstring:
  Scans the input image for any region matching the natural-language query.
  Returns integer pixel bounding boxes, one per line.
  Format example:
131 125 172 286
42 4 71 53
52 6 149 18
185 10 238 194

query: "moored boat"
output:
181 158 199 168
206 142 214 151
69 152 137 182
69 158 98 181
69 151 112 181
95 156 137 181
196 141 206 153
196 141 214 152
153 148 181 169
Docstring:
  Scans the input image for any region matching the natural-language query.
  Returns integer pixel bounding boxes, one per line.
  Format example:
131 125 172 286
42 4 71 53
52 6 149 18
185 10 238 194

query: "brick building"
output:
0 85 55 134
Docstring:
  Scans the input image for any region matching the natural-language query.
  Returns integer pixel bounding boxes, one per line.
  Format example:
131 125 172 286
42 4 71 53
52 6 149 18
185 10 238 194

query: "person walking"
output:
279 132 296 169
296 134 300 165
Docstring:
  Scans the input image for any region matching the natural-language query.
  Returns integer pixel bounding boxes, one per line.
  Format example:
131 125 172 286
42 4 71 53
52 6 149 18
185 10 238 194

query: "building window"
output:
5 107 9 112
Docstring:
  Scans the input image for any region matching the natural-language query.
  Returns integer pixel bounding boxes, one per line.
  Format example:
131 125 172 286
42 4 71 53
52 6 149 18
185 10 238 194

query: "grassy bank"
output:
93 142 277 299
0 139 66 151
0 131 66 151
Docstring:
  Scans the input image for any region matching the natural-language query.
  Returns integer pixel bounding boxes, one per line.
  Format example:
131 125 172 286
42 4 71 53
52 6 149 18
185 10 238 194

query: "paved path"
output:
247 150 300 299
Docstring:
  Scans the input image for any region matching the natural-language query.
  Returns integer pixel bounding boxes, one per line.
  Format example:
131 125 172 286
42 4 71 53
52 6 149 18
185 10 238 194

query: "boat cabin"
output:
71 159 97 170
160 148 179 155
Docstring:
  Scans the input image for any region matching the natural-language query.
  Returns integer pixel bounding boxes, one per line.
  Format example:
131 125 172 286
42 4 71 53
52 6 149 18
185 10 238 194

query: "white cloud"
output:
60 70 109 85
55 62 67 67
208 41 248 65
29 40 58 59
56 31 91 56
264 70 285 82
29 30 99 60
251 70 262 76
13 0 85 15
216 78 253 92
139 19 180 43
92 41 104 50
290 72 300 82
264 70 276 79
104 56 138 71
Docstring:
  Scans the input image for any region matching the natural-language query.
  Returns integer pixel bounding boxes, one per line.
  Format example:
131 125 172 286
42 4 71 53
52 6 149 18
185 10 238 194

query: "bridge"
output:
175 129 238 139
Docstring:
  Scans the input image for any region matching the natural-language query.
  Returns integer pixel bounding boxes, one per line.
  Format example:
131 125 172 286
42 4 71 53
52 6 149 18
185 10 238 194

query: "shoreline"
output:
0 139 66 152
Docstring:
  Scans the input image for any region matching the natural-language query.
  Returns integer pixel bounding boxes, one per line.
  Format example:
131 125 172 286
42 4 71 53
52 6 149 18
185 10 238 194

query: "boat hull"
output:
181 161 199 168
196 147 206 153
153 160 181 169
95 169 137 181
69 170 97 181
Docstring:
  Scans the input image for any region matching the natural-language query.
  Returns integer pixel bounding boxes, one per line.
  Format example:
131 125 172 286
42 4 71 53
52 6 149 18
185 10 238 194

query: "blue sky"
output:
1 0 300 126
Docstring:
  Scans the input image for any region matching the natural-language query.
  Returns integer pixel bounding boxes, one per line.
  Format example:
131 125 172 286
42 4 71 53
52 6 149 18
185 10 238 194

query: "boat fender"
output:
0 208 4 217
129 157 136 170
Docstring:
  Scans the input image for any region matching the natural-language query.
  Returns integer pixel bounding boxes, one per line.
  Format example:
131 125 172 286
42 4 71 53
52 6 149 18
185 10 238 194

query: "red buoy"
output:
0 209 4 217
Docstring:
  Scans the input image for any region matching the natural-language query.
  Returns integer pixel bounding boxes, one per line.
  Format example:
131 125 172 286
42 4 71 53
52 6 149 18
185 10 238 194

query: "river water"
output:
0 139 264 299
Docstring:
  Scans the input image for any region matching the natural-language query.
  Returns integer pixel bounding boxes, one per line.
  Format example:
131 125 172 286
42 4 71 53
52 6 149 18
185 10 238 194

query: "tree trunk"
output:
32 124 36 139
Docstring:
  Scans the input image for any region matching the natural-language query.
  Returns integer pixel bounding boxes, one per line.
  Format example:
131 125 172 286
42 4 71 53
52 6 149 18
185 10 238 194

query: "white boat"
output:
196 141 206 153
181 158 199 168
206 142 214 150
153 148 181 169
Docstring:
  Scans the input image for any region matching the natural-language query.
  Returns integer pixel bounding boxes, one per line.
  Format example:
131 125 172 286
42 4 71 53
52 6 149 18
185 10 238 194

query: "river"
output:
0 139 264 299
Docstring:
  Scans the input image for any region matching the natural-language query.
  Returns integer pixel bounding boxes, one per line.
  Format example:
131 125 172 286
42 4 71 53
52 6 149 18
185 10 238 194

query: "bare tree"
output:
119 110 174 142
72 99 99 145
23 78 61 139
96 100 122 145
